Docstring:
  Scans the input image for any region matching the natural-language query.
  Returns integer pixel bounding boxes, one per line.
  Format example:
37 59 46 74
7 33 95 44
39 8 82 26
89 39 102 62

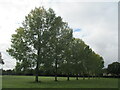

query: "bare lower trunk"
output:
55 59 58 81
76 74 79 80
82 73 85 80
83 76 85 80
88 72 90 79
83 75 85 80
35 48 40 82
88 76 90 79
35 67 38 82
55 74 58 81
35 33 41 82
67 73 70 81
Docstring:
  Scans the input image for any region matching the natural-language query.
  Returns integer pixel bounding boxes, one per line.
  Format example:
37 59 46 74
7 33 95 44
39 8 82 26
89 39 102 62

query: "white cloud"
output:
48 2 118 67
0 0 118 69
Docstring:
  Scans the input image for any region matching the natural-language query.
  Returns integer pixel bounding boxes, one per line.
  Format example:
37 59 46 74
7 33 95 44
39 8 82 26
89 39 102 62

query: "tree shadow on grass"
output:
27 80 64 85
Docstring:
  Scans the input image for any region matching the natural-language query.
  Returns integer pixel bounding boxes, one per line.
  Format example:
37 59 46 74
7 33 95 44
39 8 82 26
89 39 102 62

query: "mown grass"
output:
2 75 118 88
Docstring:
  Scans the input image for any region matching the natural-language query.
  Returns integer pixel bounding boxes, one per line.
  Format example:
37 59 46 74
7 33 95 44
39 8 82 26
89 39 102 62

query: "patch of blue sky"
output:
73 28 81 32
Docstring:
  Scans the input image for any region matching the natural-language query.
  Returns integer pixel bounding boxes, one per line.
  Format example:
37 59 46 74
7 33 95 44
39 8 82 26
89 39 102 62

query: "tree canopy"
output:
7 7 104 82
107 62 120 76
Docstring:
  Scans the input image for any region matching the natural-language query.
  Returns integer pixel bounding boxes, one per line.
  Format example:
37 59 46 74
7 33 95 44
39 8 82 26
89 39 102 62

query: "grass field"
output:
2 75 118 88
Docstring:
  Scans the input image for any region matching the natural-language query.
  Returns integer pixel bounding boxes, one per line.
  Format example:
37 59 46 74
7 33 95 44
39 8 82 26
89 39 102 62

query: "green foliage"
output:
71 39 104 77
59 38 104 80
107 62 120 76
7 7 73 82
7 7 104 82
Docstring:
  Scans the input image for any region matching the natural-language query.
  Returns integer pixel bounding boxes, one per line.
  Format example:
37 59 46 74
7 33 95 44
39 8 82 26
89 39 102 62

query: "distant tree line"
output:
2 62 120 78
103 62 120 77
6 7 105 82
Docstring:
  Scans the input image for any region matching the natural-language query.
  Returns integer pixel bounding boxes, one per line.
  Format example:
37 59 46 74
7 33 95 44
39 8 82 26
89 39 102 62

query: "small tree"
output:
0 52 4 64
107 62 120 76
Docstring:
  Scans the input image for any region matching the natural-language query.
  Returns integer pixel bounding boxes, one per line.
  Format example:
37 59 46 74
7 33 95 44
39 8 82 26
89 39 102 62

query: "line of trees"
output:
6 7 104 82
3 62 119 78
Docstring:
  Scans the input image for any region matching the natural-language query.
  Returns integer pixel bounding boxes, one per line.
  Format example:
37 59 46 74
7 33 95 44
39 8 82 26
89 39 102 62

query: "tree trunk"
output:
67 73 70 81
55 74 57 81
76 74 79 80
35 36 40 82
83 76 85 80
82 73 85 80
88 72 90 79
35 63 39 82
83 75 85 80
76 76 78 80
92 75 94 79
88 75 90 79
35 52 40 82
55 59 58 81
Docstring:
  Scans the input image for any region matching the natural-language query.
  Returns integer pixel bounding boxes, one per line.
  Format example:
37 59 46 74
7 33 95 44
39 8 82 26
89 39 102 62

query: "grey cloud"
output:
48 2 118 67
0 43 16 70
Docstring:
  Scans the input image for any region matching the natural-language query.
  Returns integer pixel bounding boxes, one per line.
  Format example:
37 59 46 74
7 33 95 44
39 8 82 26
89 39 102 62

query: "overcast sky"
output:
0 0 118 70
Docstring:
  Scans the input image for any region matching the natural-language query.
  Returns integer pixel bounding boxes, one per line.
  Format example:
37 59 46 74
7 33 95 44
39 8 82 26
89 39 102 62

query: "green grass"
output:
2 75 118 88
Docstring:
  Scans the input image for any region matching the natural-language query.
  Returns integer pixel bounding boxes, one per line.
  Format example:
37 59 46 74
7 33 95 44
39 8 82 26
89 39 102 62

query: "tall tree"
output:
60 38 73 81
71 39 104 79
7 7 72 82
86 51 104 78
72 38 84 80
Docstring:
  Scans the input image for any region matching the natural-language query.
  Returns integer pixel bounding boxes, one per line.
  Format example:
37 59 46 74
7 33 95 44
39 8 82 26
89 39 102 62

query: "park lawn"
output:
2 75 118 88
